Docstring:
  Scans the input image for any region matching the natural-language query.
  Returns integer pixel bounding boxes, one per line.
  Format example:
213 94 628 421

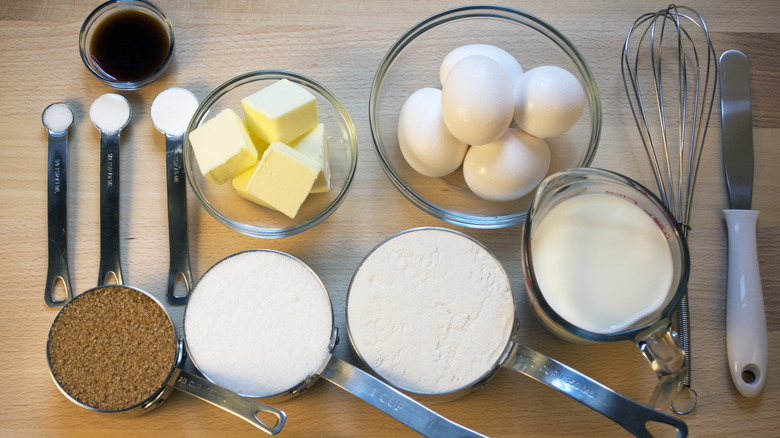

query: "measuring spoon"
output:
150 88 199 304
90 93 130 286
43 103 75 307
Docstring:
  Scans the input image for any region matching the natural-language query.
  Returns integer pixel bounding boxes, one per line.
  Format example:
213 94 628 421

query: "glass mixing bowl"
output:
369 5 601 228
184 71 358 238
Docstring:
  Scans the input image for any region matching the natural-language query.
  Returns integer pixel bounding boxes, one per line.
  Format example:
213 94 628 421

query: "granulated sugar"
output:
43 103 73 133
347 228 515 394
184 250 333 397
47 286 177 411
90 93 131 133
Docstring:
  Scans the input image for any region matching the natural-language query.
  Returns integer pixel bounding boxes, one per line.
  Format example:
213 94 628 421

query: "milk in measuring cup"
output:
531 193 673 334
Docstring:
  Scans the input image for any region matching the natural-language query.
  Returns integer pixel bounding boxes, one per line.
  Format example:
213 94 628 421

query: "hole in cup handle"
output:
636 322 686 410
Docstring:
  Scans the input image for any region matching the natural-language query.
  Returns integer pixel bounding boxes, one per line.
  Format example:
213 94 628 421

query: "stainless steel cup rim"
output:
182 249 338 400
521 167 691 343
345 226 519 400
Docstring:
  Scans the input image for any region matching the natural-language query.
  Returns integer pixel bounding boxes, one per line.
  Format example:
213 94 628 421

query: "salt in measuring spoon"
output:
150 87 199 304
90 93 131 286
43 103 75 307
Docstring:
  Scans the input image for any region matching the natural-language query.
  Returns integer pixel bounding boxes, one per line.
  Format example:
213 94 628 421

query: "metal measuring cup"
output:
345 227 688 437
46 285 286 434
183 249 487 438
521 168 689 411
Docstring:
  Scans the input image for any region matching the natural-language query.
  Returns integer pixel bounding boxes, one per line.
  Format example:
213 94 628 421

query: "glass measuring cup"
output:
521 168 689 410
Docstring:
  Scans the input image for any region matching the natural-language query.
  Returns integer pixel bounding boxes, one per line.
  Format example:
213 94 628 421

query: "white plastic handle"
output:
724 209 767 397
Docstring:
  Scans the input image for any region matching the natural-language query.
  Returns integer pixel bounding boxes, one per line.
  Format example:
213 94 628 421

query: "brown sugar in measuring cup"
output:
48 285 176 411
46 285 286 434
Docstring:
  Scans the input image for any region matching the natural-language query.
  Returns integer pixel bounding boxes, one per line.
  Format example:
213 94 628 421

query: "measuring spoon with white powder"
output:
184 250 487 438
90 93 130 286
346 228 688 437
150 87 199 304
43 102 75 307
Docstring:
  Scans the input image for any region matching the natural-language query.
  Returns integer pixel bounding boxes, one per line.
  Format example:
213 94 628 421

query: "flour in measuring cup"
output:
347 228 514 394
184 250 333 397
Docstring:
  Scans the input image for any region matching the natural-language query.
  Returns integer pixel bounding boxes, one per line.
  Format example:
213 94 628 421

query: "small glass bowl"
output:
184 71 359 239
369 5 602 229
79 0 175 90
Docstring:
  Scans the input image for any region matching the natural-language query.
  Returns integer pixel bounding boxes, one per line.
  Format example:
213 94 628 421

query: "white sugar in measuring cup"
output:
43 102 75 307
522 168 690 411
46 285 286 434
90 93 131 286
346 227 688 437
150 87 199 304
183 250 487 438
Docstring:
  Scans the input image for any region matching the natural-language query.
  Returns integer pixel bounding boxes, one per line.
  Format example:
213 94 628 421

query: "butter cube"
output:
290 123 331 193
231 142 322 218
188 108 258 184
241 79 318 144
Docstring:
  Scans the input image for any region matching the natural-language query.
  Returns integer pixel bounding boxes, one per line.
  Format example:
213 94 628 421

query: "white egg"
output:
463 128 551 202
440 44 523 88
397 87 468 177
513 65 585 138
441 55 514 146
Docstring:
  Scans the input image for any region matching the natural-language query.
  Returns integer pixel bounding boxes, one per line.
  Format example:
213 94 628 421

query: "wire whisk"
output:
622 4 718 415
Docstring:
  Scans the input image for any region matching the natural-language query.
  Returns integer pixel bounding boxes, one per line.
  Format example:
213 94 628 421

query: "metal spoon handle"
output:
98 132 123 286
173 370 286 435
320 355 487 438
45 131 73 307
165 134 192 304
508 344 688 438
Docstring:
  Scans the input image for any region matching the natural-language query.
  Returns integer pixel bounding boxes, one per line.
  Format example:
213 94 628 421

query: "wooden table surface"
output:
1 1 778 436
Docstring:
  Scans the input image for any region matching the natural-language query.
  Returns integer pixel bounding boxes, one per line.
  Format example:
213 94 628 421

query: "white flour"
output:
184 250 333 397
150 87 199 136
347 228 514 394
90 93 131 133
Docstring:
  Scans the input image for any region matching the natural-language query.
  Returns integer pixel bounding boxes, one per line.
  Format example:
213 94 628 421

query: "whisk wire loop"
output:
622 4 718 415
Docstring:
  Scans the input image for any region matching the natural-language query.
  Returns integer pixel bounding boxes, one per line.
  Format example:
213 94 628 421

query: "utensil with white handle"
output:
719 49 766 397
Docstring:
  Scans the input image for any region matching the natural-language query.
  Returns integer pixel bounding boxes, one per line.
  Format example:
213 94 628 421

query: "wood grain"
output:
1 1 778 436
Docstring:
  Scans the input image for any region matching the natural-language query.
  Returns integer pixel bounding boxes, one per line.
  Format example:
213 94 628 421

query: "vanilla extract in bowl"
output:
90 9 169 81
80 0 175 89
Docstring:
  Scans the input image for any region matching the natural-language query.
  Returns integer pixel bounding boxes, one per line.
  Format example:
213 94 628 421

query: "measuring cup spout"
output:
636 320 686 410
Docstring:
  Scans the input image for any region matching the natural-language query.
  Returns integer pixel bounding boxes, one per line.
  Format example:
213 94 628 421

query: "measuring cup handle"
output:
319 356 487 438
173 370 286 435
46 131 73 307
165 135 192 304
636 322 686 410
508 344 688 438
98 133 124 286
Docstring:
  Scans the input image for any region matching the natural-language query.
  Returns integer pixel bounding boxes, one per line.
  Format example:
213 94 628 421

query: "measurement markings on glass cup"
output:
369 387 405 411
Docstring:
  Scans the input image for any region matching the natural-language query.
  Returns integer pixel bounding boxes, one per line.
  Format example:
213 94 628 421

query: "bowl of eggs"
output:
184 70 358 238
369 5 601 228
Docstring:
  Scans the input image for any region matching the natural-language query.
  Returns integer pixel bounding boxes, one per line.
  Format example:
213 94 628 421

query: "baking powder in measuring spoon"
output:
530 193 674 334
347 228 515 394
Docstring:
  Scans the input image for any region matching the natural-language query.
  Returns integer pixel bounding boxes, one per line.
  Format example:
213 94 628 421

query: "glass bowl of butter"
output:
184 70 358 238
369 5 601 228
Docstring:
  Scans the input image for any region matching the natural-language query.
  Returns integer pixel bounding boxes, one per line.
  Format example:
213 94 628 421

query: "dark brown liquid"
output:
90 9 170 82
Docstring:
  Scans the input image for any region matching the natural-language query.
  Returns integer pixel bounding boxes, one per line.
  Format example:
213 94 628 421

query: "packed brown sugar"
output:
47 286 177 411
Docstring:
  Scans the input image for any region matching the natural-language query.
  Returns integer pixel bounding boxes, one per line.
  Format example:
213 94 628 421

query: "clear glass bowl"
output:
79 0 175 90
184 71 358 238
369 5 601 228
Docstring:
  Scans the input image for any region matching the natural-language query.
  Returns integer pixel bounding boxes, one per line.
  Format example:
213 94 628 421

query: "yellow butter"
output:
188 108 257 184
241 79 318 144
231 142 322 218
290 123 330 193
